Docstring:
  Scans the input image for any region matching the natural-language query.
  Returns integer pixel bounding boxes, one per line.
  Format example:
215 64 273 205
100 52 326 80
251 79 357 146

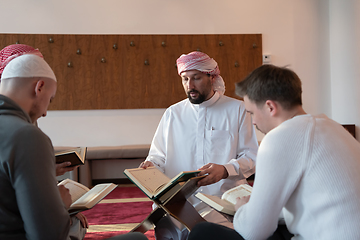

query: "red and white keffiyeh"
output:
176 51 225 95
0 44 43 79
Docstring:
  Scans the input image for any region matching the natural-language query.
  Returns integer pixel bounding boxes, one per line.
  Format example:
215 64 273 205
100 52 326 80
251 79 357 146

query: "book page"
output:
127 167 170 194
71 183 116 209
154 170 201 196
78 147 86 161
195 193 236 215
58 179 90 203
73 147 86 162
221 184 252 205
55 147 80 155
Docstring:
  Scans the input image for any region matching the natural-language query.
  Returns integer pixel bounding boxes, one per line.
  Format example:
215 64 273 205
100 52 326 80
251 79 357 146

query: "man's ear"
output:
210 75 216 84
34 80 45 96
265 100 278 117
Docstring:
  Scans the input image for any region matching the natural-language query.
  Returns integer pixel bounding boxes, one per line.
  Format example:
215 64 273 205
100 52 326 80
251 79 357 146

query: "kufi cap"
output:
176 51 225 95
0 44 43 79
1 54 56 82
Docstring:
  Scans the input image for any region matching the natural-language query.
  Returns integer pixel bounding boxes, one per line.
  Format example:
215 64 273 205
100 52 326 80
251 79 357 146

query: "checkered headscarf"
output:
176 51 225 95
0 44 43 79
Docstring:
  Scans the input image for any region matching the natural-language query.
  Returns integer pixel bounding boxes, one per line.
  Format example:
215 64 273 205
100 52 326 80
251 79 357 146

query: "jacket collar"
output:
0 94 32 124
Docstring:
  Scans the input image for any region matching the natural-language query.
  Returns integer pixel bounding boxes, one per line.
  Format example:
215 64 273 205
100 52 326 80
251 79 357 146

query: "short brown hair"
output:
236 64 302 110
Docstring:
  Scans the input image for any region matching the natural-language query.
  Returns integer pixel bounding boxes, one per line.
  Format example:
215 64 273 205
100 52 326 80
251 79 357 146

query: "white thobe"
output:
146 92 258 240
146 92 258 204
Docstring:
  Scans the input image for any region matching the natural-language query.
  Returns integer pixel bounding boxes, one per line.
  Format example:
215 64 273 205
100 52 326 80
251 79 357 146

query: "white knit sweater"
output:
234 114 360 240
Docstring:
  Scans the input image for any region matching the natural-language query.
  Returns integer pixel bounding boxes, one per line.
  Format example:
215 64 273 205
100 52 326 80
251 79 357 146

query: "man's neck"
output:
281 106 307 122
205 91 216 102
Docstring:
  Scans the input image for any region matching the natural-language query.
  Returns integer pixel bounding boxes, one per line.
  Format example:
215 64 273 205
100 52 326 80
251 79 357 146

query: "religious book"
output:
58 178 117 214
55 147 87 167
195 184 252 215
124 167 201 200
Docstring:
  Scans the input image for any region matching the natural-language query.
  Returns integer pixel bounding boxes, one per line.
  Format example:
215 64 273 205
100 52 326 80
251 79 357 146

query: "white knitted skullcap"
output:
1 54 56 82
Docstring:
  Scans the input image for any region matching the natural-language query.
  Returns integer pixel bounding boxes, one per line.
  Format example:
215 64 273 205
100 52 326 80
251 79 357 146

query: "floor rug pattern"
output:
82 185 155 240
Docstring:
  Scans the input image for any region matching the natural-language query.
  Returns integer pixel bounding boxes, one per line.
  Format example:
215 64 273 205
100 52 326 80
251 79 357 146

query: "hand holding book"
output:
58 184 72 209
125 167 207 233
55 147 87 167
124 167 202 200
234 194 251 211
196 163 229 187
58 178 116 215
56 161 78 176
195 184 252 215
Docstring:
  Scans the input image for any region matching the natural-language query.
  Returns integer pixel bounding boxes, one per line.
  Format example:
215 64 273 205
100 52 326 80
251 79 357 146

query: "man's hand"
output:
58 185 72 209
197 163 229 186
235 195 250 211
139 161 154 169
74 213 89 228
56 162 78 176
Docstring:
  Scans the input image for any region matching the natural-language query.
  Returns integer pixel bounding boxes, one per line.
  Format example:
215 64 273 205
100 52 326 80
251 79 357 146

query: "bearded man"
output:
140 51 258 240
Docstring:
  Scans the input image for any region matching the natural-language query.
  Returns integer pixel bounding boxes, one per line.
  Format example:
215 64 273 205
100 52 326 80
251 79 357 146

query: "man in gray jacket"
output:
0 53 75 240
0 51 147 240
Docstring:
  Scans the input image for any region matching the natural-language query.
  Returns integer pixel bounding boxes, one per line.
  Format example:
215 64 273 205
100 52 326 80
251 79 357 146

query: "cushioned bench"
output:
55 144 150 187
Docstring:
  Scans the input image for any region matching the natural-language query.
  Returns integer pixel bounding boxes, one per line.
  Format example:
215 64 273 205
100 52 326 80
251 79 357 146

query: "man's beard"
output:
187 90 207 104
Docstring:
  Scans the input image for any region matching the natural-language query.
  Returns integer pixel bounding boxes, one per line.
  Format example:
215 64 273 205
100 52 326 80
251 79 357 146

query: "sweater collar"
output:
0 94 32 124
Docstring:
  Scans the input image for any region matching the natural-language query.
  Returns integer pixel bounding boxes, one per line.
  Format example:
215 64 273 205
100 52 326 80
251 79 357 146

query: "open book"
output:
58 178 117 214
195 184 252 215
124 167 201 200
55 147 87 167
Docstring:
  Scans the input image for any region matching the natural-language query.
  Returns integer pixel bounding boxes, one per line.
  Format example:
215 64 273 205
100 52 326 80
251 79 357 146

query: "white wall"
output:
329 0 360 128
39 109 165 147
292 0 332 116
1 0 359 145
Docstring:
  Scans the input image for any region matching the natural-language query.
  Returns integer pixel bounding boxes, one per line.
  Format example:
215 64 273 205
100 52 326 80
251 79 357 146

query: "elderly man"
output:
140 51 258 240
188 64 360 240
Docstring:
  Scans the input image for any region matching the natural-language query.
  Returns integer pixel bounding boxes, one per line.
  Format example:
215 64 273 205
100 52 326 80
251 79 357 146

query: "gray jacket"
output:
0 95 70 240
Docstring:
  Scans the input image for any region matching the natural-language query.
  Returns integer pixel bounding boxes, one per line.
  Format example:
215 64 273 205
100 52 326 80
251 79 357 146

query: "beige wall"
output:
1 0 359 145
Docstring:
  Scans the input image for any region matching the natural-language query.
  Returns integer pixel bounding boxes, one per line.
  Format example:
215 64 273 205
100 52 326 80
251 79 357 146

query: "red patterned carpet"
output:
82 185 155 240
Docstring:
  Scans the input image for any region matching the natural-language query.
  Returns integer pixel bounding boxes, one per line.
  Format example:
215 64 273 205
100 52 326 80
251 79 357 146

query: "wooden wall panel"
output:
0 34 262 110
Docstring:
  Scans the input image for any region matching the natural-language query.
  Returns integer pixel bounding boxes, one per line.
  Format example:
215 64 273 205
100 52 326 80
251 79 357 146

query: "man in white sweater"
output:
188 64 360 240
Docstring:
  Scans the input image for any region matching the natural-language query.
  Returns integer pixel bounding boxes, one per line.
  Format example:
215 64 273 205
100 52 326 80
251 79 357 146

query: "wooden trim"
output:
342 124 356 138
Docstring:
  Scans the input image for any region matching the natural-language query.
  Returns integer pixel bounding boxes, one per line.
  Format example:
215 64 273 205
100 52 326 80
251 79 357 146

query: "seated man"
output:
140 51 258 240
0 48 148 240
188 64 360 240
0 44 87 240
0 52 80 239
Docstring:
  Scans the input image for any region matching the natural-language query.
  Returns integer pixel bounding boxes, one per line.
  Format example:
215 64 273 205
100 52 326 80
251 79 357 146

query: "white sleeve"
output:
233 131 304 239
145 109 170 171
226 106 258 178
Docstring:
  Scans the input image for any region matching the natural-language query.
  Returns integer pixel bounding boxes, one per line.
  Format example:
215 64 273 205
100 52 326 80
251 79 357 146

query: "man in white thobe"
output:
140 51 258 240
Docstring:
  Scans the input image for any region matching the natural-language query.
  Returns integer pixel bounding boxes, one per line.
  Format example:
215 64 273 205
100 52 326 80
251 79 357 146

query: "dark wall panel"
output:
0 34 262 110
